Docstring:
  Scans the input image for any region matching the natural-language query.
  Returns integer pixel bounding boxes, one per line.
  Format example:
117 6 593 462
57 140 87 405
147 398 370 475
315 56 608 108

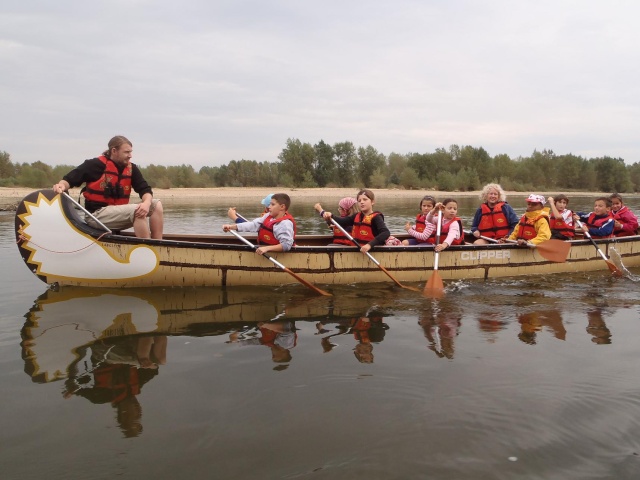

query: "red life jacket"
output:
477 202 510 238
83 155 133 206
438 217 464 245
586 212 613 238
549 211 575 238
257 212 296 245
415 214 436 244
516 213 549 241
331 224 353 245
352 211 382 242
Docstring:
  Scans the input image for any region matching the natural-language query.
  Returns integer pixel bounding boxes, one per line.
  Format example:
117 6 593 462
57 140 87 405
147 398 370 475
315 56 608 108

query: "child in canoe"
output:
429 198 464 252
609 193 638 237
322 197 359 245
222 193 295 255
403 195 437 246
315 189 390 253
573 197 614 239
501 194 551 246
547 194 575 240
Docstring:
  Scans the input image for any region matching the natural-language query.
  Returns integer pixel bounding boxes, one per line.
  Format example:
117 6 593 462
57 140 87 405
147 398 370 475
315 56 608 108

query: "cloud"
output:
1 0 640 168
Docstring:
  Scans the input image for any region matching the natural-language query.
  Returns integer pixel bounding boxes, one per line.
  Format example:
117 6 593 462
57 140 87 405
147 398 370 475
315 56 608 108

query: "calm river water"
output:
2 192 640 479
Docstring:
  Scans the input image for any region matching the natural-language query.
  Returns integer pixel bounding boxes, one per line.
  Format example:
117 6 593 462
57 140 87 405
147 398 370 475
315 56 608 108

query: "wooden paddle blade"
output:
423 271 444 298
283 267 332 296
535 239 571 263
605 259 624 277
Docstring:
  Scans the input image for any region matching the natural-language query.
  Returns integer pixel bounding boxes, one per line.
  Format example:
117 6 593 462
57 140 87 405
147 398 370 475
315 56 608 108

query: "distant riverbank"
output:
1 186 620 207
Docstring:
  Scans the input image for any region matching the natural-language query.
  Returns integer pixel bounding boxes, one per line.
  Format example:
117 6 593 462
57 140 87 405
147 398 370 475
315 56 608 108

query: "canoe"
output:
15 190 640 289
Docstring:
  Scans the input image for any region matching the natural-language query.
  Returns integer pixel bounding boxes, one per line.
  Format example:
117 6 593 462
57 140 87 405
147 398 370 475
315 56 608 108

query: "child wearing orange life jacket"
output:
324 197 359 245
315 189 390 254
504 194 551 245
428 198 464 252
403 195 437 246
547 194 575 240
222 193 295 255
610 193 638 237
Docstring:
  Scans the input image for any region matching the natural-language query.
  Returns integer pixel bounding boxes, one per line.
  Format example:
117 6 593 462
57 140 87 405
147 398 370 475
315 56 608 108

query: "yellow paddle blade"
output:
535 239 571 263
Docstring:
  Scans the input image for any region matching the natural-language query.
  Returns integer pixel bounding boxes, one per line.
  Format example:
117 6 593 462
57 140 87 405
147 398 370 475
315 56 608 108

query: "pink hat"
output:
526 194 546 204
338 197 357 211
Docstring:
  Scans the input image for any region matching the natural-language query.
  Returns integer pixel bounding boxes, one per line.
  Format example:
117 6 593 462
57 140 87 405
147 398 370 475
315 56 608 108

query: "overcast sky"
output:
2 0 639 169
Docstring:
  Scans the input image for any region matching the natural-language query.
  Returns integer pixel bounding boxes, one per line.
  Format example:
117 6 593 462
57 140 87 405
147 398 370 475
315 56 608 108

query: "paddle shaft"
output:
574 219 622 274
228 229 332 296
329 217 419 291
433 210 442 270
63 192 112 233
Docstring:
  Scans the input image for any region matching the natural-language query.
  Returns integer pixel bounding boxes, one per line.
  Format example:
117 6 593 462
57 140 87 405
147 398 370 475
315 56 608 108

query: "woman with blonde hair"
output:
470 183 519 245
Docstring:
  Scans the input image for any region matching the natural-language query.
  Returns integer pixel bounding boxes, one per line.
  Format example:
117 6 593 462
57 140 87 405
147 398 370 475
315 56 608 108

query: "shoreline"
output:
0 186 626 211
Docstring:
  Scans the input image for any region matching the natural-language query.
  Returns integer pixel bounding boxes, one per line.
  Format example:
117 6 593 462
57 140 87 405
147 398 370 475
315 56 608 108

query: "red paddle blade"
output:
605 260 624 277
423 271 444 298
535 239 571 263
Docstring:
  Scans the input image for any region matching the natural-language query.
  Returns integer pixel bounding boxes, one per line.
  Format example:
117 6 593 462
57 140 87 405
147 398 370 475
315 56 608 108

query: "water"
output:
2 193 640 479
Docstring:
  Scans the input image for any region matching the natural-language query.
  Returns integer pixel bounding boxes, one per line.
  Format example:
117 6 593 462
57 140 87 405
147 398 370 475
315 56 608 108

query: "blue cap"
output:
261 194 274 207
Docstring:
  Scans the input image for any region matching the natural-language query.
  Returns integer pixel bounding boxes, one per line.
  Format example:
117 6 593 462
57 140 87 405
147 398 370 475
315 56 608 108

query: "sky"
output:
1 0 640 169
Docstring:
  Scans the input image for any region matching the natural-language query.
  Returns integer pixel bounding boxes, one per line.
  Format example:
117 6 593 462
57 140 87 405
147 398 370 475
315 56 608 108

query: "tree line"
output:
2 139 640 192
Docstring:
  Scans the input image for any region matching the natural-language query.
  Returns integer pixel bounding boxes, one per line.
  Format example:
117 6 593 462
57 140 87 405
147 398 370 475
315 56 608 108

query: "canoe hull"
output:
15 190 640 288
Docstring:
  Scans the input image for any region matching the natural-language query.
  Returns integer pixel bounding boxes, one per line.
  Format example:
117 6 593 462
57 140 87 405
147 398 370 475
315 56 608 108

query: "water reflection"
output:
61 335 166 437
228 320 297 369
586 308 612 345
517 310 566 345
419 301 461 359
315 309 390 363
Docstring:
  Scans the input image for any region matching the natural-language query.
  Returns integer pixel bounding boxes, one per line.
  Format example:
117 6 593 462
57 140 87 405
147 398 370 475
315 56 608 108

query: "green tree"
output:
0 151 16 179
333 141 357 187
593 157 631 192
278 138 314 186
356 145 385 188
399 167 420 189
313 140 334 187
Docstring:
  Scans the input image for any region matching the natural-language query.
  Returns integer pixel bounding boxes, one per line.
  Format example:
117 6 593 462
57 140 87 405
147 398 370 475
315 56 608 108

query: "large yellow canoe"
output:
15 190 640 288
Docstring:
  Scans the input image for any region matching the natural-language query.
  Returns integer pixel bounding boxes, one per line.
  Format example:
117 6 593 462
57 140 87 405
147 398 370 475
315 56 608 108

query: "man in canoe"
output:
52 135 164 239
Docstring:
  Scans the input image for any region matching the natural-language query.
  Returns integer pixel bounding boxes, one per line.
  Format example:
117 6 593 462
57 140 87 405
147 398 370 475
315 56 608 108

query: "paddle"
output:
424 210 444 298
473 231 569 263
228 229 332 296
62 192 112 233
329 218 421 292
575 219 623 276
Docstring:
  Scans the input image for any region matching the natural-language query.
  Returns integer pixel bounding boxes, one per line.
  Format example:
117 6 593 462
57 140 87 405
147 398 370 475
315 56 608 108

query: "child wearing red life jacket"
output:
547 194 575 240
403 195 437 245
609 193 638 237
315 189 390 254
428 198 464 252
222 193 296 255
503 194 551 246
573 197 615 239
323 197 359 245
